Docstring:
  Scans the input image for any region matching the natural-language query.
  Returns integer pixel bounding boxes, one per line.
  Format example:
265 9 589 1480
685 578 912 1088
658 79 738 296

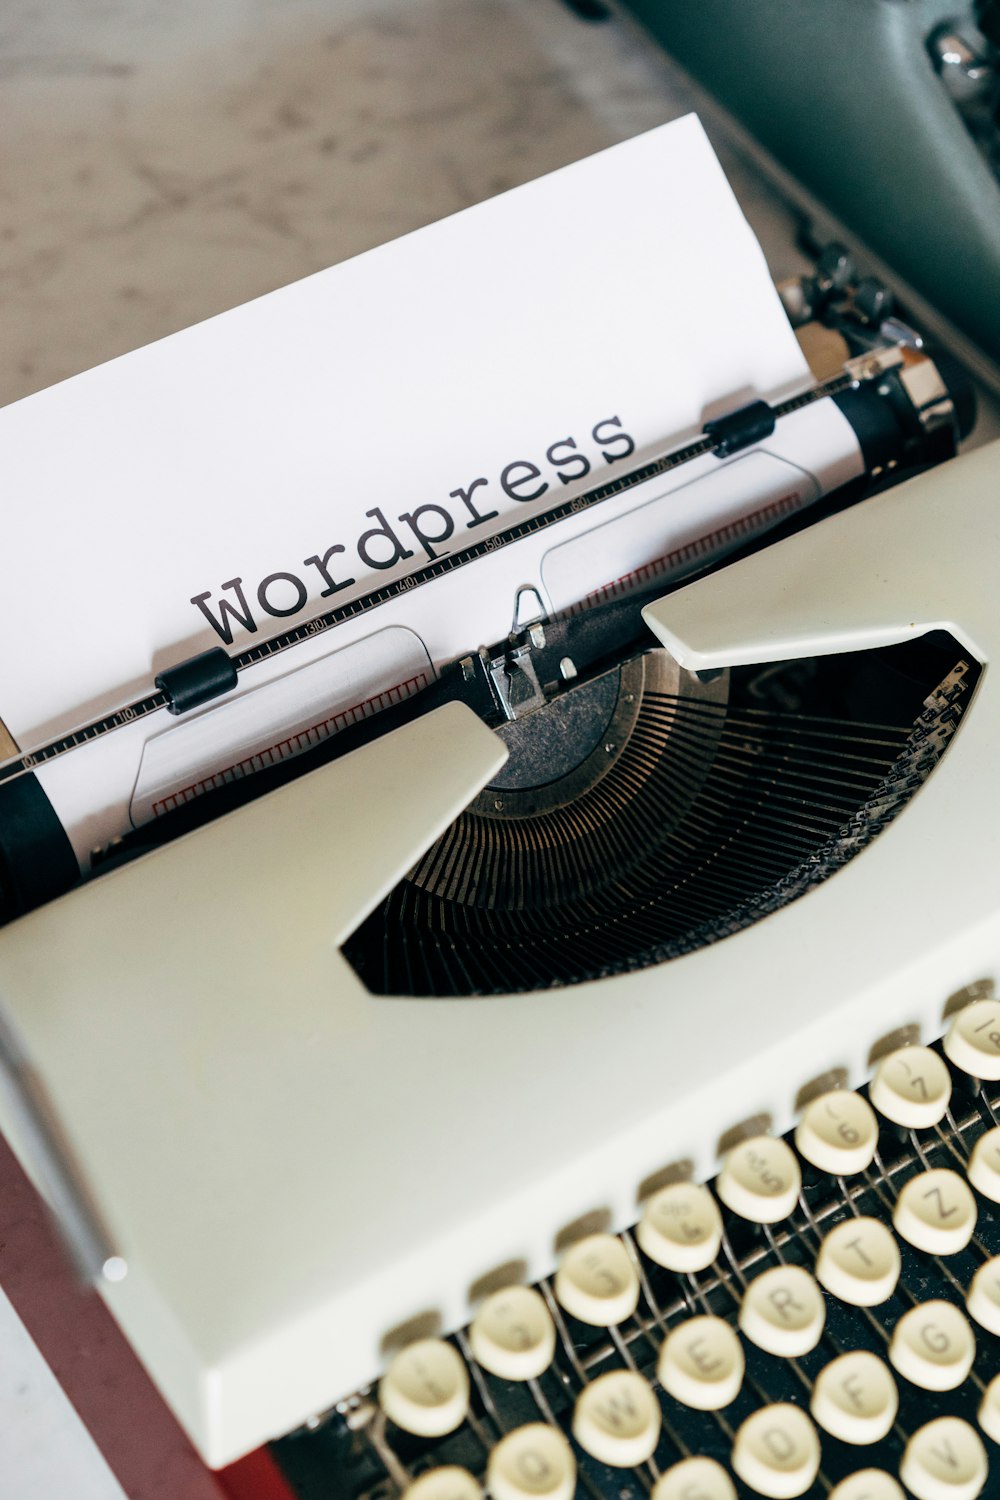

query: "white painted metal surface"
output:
0 445 997 1466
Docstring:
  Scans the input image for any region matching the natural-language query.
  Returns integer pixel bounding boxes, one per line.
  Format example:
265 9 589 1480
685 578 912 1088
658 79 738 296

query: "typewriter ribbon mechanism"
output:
50 338 978 996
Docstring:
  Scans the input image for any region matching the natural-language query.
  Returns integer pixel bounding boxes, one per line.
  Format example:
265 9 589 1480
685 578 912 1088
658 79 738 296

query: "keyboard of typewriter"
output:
272 1002 1000 1500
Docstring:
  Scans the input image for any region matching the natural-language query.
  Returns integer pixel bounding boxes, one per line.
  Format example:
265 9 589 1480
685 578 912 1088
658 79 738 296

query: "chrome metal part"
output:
512 584 547 632
488 645 547 723
899 353 956 437
879 315 924 350
929 24 995 104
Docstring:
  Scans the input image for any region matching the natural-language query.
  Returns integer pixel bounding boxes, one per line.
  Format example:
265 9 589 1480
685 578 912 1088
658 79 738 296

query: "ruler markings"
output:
0 377 851 788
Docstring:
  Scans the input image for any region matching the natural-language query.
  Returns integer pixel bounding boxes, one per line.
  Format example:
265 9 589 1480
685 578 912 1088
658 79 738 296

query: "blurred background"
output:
0 0 809 410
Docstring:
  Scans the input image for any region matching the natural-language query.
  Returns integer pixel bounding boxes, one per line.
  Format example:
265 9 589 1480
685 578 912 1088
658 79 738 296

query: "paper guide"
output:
0 115 864 866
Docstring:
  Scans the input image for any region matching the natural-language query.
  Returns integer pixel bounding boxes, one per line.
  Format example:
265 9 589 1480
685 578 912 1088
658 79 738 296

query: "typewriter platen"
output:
0 131 999 1500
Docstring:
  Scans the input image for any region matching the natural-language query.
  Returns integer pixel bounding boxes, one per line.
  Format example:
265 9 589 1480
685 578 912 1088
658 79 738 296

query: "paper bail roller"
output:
156 648 239 716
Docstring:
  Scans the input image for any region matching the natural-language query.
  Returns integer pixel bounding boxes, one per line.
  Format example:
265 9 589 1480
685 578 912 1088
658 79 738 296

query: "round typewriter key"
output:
554 1232 639 1327
379 1338 470 1438
657 1313 744 1411
403 1467 483 1500
889 1300 975 1392
652 1456 737 1500
869 1046 951 1129
487 1423 576 1500
810 1351 898 1445
572 1368 661 1468
966 1255 1000 1334
637 1181 722 1273
829 1472 904 1500
731 1403 821 1499
944 999 1000 1081
468 1285 555 1382
967 1126 1000 1203
716 1135 801 1224
739 1264 826 1357
977 1372 1000 1445
893 1169 977 1255
900 1416 987 1500
795 1090 879 1176
815 1216 901 1306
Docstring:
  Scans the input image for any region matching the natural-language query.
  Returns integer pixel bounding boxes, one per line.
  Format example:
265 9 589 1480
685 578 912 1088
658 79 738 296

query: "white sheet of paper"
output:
0 115 862 863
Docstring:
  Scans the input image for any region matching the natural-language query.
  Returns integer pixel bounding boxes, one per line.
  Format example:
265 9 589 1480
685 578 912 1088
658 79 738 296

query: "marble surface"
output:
0 0 808 410
0 1285 126 1500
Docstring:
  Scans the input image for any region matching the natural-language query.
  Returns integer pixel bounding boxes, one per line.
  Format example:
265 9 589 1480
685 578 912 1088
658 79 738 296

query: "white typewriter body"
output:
0 438 996 1467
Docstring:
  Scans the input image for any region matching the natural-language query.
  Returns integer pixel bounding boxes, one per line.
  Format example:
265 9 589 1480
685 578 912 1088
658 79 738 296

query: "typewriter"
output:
0 118 998 1500
616 0 1000 375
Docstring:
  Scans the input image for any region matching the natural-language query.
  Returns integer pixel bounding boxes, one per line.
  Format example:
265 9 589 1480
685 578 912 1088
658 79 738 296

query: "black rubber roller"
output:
156 646 238 715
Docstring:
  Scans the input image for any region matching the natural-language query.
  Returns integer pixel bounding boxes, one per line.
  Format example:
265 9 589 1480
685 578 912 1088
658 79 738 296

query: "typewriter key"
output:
870 1046 952 1130
717 1136 801 1224
739 1264 826 1357
893 1169 977 1255
966 1126 1000 1203
572 1368 661 1468
379 1339 470 1438
889 1301 976 1392
828 1473 904 1500
899 1416 987 1500
553 1232 639 1327
966 1255 1000 1334
657 1314 744 1411
486 1423 576 1500
810 1351 898 1445
652 1456 737 1500
816 1217 901 1306
402 1467 483 1500
731 1403 821 1499
636 1181 723 1273
795 1090 879 1176
944 1000 1000 1081
468 1286 555 1382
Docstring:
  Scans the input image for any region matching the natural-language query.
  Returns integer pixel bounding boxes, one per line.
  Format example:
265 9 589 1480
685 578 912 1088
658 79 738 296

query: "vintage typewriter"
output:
616 0 1000 375
0 119 998 1500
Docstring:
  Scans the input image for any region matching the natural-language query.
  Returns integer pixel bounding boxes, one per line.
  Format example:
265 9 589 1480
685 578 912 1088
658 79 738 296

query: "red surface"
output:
217 1448 301 1500
0 1129 229 1500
